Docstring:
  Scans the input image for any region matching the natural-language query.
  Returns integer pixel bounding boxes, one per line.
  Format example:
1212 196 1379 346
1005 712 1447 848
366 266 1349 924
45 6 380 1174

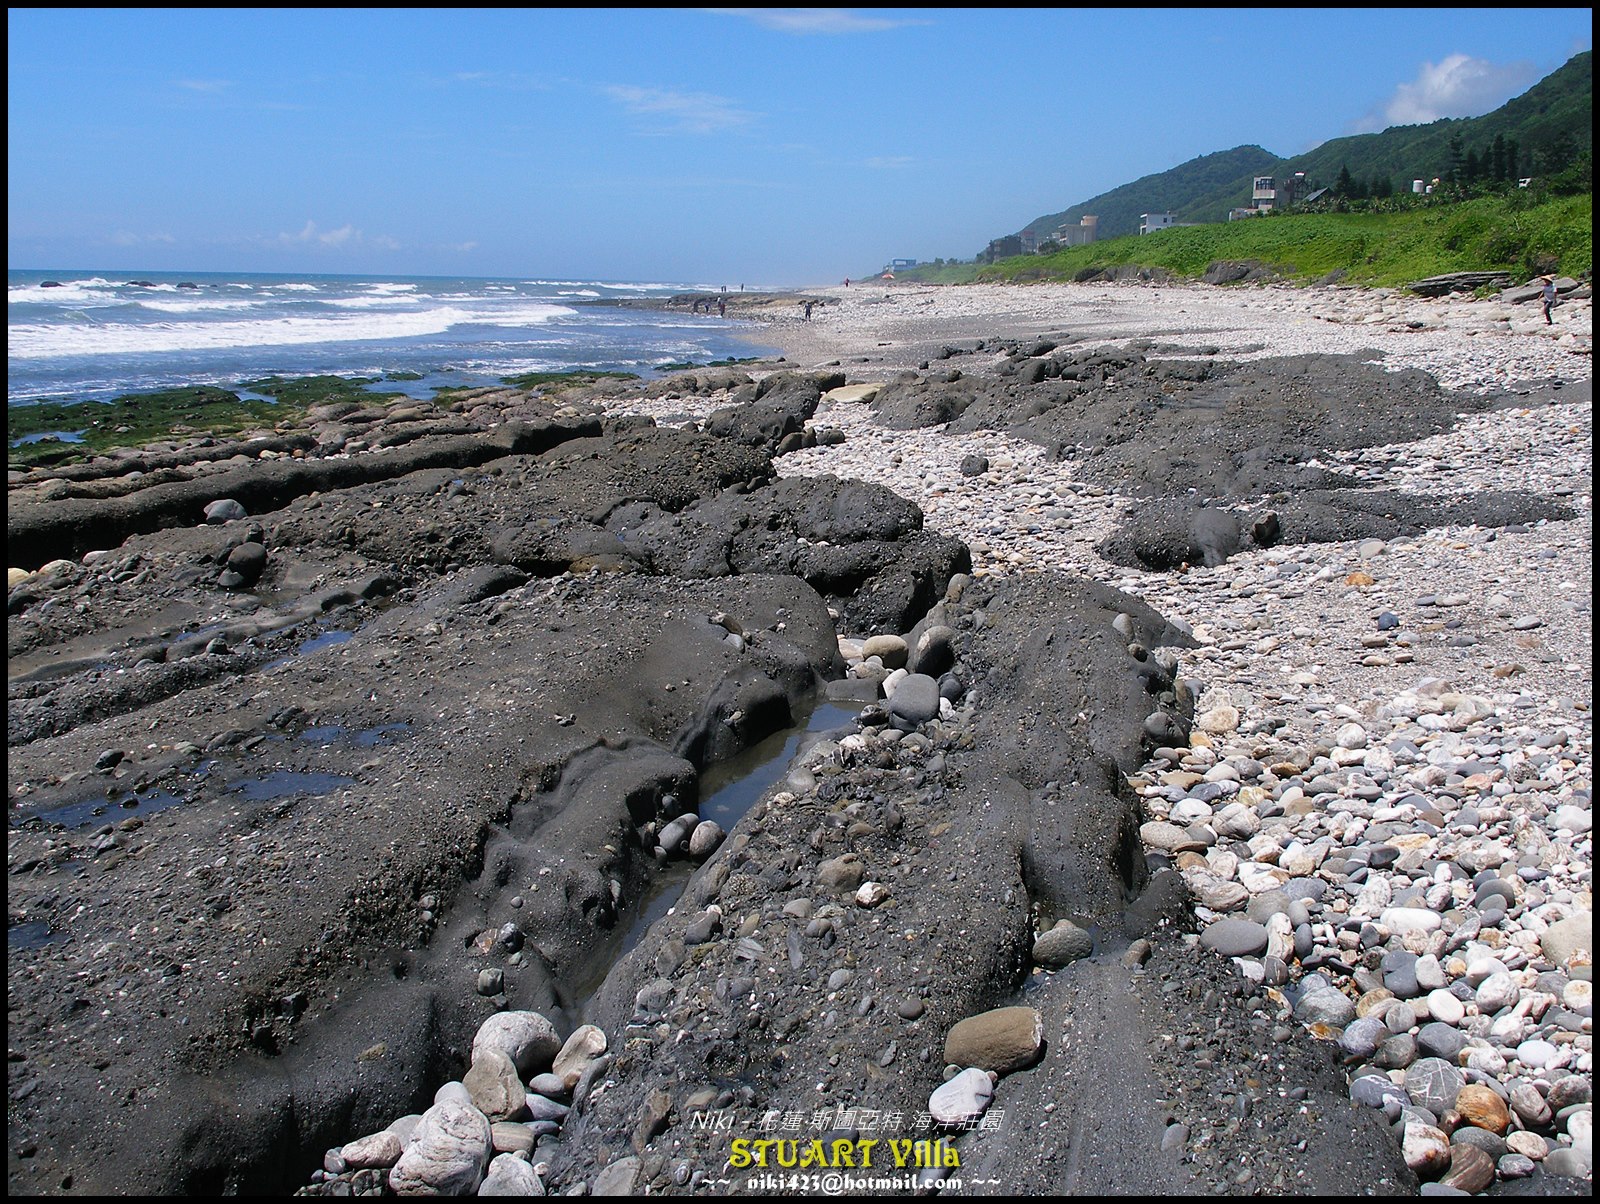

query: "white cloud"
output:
1353 54 1540 132
110 230 177 246
865 155 913 169
444 71 547 91
174 78 233 93
279 220 359 247
604 85 756 134
707 8 929 34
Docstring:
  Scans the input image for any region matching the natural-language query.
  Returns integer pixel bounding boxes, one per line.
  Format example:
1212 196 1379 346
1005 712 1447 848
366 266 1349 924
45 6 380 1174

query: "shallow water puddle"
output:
298 721 411 748
225 770 354 803
15 753 360 832
19 786 189 831
9 429 87 447
260 627 355 673
7 921 67 950
299 630 355 655
565 698 860 1023
694 701 860 828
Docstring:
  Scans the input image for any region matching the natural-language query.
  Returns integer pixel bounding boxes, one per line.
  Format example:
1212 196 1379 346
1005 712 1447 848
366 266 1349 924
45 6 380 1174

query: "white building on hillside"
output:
1139 212 1176 235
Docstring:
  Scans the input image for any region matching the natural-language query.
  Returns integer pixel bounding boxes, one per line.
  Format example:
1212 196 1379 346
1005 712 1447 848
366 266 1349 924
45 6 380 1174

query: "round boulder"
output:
860 634 908 670
1032 920 1094 970
553 1024 608 1091
1454 1083 1510 1135
388 1097 493 1196
885 673 940 726
907 625 958 677
1405 1057 1465 1117
471 1011 560 1078
204 498 248 524
943 1006 1044 1076
1199 917 1269 958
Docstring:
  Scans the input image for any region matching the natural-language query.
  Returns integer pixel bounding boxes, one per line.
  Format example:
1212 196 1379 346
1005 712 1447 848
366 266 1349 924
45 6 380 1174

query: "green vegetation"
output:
888 261 983 284
1008 51 1590 245
10 385 290 468
239 375 405 406
498 369 639 390
1290 52 1592 196
8 375 413 469
653 356 764 372
966 192 1591 288
1020 145 1281 245
432 368 640 399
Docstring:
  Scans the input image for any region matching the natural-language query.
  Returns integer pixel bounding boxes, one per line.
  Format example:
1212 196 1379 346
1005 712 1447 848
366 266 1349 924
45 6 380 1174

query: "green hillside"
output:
972 192 1590 288
1020 145 1281 244
1285 50 1592 189
1007 51 1591 249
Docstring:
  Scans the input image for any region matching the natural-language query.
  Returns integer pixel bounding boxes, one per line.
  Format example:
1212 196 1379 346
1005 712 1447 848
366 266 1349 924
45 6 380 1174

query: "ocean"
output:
7 269 779 409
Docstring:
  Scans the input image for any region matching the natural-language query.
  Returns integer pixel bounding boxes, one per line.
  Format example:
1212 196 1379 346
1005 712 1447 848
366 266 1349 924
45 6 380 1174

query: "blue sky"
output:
7 8 1592 285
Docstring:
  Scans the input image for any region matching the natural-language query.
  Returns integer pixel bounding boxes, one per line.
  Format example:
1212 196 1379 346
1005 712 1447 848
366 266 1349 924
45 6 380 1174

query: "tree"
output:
1464 148 1480 185
1446 134 1465 184
1548 149 1592 195
1490 133 1507 183
1533 132 1577 175
1334 163 1354 197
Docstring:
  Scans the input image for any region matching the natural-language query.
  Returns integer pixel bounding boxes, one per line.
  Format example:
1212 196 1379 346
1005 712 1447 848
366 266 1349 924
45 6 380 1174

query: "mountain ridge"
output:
1009 50 1591 248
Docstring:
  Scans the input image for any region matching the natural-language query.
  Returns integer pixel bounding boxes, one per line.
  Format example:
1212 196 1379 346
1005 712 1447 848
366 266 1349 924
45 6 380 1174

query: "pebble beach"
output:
752 278 1596 1190
9 275 1593 1196
585 275 1593 1190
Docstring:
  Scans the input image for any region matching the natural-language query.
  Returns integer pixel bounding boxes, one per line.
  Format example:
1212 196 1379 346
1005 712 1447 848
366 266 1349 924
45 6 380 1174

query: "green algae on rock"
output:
7 377 414 469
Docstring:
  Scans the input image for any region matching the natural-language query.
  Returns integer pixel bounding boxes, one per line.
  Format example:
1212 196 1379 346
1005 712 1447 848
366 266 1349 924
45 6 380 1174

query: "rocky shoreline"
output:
7 278 1591 1196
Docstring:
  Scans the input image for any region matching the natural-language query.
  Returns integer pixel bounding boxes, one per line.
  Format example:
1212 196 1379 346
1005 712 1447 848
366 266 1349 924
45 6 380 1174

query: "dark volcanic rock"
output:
866 346 1573 568
9 333 1529 1197
1409 271 1513 296
6 569 842 1195
1096 490 1574 571
6 360 997 1196
704 370 842 454
8 406 606 570
534 572 1410 1197
622 472 971 632
1203 259 1282 285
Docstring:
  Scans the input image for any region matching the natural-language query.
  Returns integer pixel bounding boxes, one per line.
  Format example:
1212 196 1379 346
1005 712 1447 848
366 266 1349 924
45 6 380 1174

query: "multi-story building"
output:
1250 172 1310 212
1052 215 1099 247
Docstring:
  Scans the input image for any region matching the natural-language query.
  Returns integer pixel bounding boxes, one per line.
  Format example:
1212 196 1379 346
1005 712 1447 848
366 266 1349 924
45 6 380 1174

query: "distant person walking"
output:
843 278 850 288
717 298 726 318
1541 275 1557 324
802 301 814 320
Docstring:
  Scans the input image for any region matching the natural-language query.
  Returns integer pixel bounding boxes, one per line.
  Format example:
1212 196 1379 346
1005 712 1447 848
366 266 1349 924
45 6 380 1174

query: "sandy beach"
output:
8 276 1593 1196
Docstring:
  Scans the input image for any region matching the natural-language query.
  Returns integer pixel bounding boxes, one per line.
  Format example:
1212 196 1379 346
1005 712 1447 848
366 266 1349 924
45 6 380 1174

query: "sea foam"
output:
8 302 577 358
